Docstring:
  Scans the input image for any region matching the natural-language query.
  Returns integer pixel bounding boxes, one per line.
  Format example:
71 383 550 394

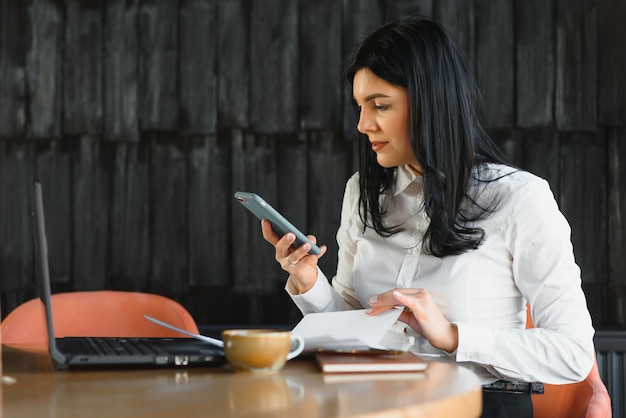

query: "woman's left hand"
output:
367 288 458 353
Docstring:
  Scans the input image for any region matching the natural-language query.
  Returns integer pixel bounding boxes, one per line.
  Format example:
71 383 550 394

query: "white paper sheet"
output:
291 309 403 351
144 315 224 348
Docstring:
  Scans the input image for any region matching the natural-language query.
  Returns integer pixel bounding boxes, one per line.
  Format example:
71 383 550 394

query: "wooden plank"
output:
109 142 150 289
187 134 230 287
558 133 607 285
275 132 308 233
139 0 179 131
2 289 38 320
307 131 350 287
0 0 27 138
605 285 626 328
186 288 256 327
488 128 523 168
249 0 298 133
435 0 475 71
584 283 626 329
598 0 626 126
34 140 72 285
341 0 385 141
217 0 249 128
555 0 597 131
521 128 560 195
103 0 140 142
581 283 608 329
262 293 301 327
299 0 342 130
475 0 514 129
179 0 217 134
0 141 33 292
515 0 555 128
230 131 279 292
72 136 111 290
150 136 188 294
26 0 63 139
608 128 626 286
62 0 103 136
385 0 433 20
275 133 308 287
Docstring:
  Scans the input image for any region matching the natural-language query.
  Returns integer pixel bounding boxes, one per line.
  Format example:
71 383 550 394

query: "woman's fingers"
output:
367 288 421 314
260 219 326 295
285 240 327 270
261 219 280 245
368 288 458 352
261 219 327 272
392 290 422 311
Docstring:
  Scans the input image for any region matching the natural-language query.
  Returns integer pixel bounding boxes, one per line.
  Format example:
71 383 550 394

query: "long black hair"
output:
344 16 510 257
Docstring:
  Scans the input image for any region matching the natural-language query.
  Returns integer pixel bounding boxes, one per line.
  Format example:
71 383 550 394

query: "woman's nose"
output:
357 109 374 134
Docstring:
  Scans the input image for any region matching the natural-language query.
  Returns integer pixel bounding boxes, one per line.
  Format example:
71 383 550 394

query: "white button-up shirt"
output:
288 163 595 384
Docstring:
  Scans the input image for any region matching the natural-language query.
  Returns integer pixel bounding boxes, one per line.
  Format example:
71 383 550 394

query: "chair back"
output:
1 290 199 345
525 305 612 418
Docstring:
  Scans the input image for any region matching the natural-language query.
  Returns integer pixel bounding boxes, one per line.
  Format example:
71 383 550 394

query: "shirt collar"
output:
394 165 423 196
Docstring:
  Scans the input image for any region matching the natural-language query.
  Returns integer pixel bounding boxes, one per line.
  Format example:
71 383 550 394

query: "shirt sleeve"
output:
454 175 596 384
285 174 361 314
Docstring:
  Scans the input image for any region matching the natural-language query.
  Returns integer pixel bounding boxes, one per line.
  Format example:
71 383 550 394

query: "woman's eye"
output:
374 104 389 111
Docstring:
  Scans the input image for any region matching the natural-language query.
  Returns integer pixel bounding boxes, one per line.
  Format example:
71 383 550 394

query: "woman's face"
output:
353 68 421 173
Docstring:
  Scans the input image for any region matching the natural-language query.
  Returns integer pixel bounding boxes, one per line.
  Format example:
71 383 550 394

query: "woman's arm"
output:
458 176 595 383
271 174 362 314
367 174 595 384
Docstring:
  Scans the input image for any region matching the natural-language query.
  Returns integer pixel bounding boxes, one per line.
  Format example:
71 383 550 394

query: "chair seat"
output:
1 290 199 345
531 358 610 418
526 304 612 418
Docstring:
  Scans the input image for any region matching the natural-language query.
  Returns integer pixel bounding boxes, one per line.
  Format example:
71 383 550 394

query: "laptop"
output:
31 181 226 369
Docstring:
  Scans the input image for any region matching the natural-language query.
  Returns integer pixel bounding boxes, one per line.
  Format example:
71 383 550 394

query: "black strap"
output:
482 380 544 395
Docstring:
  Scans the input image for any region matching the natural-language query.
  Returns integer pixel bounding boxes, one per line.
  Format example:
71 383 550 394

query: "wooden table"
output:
1 345 482 417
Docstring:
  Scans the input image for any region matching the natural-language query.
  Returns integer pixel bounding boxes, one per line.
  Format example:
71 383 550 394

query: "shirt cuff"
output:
454 321 496 363
285 267 336 314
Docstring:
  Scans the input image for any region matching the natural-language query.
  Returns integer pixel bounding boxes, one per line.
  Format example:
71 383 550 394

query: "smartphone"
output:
234 191 322 255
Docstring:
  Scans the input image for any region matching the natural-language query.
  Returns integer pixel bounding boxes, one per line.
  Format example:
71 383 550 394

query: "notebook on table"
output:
31 181 226 370
316 350 428 374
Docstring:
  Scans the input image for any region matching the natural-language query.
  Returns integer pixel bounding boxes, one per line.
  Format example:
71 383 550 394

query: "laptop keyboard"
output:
85 337 166 356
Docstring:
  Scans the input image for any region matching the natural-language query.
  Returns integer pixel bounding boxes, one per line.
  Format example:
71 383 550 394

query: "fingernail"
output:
302 244 310 251
365 308 374 314
286 233 295 242
368 296 378 304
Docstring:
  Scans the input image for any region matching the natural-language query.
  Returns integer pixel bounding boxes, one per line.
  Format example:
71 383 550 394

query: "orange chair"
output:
526 305 612 418
0 290 199 345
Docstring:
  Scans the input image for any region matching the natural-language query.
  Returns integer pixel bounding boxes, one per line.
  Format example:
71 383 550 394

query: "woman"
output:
261 16 595 417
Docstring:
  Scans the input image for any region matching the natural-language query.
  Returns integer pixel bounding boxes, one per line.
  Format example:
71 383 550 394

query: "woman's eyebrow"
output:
353 93 391 104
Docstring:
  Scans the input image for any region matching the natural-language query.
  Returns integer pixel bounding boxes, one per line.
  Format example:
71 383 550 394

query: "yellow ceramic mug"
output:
222 329 305 373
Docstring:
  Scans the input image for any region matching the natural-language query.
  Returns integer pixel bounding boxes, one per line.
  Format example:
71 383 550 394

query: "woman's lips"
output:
370 141 388 152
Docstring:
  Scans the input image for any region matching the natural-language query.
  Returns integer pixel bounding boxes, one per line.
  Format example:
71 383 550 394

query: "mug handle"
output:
286 334 305 360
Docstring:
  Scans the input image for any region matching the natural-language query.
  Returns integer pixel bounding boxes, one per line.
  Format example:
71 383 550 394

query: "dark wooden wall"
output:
1 0 625 330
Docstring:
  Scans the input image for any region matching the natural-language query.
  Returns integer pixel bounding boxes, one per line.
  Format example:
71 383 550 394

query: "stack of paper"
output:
291 309 403 352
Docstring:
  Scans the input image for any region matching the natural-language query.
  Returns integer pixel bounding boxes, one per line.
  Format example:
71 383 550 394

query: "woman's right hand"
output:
261 219 326 294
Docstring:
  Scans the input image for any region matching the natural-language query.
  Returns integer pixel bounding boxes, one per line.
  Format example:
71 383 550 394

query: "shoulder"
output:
476 163 552 199
476 165 564 226
339 172 362 224
345 172 360 196
342 172 360 207
347 171 359 187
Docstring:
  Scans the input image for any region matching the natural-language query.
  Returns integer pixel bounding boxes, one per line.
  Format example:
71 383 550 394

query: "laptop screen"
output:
32 181 67 363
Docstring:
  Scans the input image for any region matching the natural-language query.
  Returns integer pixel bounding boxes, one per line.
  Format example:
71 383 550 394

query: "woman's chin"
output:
375 157 399 169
